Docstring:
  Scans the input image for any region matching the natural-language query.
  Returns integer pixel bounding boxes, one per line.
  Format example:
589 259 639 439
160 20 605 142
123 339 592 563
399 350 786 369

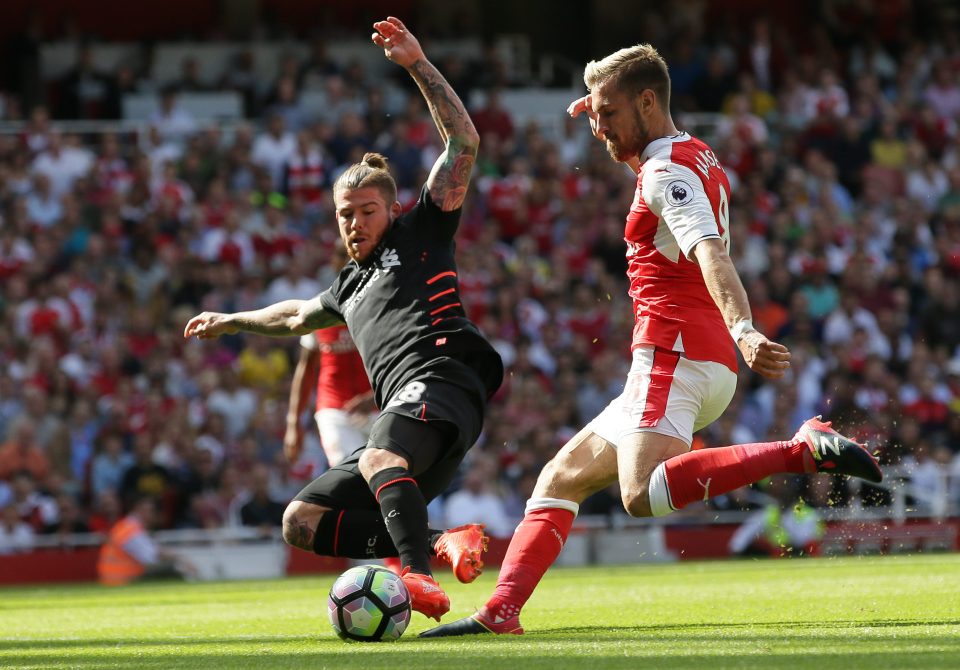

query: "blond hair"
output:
332 152 397 205
583 44 671 110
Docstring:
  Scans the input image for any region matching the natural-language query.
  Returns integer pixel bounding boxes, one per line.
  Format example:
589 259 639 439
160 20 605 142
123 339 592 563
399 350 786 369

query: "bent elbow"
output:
450 134 479 157
464 132 480 153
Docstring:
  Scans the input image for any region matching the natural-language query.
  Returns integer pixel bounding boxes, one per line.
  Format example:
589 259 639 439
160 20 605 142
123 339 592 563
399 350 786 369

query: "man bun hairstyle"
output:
333 151 398 205
583 44 671 111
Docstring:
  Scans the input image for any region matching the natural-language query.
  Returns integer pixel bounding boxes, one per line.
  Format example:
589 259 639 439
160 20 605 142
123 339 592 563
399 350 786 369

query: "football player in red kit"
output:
421 43 882 637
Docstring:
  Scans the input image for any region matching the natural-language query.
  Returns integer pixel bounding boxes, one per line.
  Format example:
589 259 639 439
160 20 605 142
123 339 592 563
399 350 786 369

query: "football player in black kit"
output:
184 17 503 621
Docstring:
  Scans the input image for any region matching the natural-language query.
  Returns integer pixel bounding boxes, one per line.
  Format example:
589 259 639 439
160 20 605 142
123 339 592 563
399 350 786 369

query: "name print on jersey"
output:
693 148 722 179
342 248 403 317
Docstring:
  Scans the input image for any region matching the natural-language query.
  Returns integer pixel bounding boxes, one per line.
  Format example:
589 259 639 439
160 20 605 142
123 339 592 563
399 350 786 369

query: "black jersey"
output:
319 186 503 411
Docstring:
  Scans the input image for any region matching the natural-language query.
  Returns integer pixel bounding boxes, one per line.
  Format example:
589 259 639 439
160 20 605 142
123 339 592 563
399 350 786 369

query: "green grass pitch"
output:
2 554 959 669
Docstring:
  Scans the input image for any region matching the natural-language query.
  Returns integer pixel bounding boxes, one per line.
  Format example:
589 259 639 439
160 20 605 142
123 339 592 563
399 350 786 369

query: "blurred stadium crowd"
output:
2 3 960 552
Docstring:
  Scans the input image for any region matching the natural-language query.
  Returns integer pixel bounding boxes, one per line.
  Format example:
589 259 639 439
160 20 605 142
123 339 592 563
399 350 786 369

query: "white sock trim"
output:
525 497 580 517
647 463 675 517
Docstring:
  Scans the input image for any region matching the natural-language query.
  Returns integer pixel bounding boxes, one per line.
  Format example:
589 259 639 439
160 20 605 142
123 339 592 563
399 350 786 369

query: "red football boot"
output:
794 416 883 483
433 523 489 584
400 568 450 622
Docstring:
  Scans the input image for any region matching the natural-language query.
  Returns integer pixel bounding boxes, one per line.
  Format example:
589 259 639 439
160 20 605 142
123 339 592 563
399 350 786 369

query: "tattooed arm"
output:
411 58 479 212
183 296 343 341
372 16 478 212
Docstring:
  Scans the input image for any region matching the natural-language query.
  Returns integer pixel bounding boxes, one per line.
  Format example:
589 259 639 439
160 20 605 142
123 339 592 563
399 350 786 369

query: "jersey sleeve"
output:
404 185 462 242
318 286 344 322
641 161 721 259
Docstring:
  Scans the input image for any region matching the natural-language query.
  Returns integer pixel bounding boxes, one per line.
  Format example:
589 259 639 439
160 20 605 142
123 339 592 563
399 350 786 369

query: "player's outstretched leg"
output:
433 523 489 583
645 417 882 516
422 429 615 638
419 498 577 637
794 416 883 482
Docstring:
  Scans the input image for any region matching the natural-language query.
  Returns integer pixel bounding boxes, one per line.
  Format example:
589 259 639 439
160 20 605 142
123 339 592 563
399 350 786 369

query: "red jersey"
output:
486 175 529 239
626 132 737 373
286 150 326 207
301 326 370 411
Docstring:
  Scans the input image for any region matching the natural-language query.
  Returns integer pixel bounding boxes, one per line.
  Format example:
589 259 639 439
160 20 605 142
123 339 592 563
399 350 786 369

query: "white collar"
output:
639 131 689 164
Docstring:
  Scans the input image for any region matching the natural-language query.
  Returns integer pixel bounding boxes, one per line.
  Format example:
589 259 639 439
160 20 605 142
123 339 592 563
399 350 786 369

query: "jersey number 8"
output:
396 381 427 403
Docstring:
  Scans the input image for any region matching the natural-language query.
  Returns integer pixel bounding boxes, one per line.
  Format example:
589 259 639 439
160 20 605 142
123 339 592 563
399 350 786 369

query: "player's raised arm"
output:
183 296 343 340
372 16 478 211
691 238 791 380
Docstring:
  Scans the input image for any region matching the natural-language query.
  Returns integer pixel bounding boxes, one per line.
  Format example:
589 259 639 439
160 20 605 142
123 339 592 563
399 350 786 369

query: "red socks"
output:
650 439 814 515
484 501 577 619
482 441 814 617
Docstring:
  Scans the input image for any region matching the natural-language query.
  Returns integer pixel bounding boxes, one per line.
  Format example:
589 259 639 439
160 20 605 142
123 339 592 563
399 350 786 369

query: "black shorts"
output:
293 379 484 510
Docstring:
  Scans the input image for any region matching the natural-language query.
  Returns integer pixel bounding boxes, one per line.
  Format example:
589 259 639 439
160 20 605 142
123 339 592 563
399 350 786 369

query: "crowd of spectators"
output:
2 4 960 553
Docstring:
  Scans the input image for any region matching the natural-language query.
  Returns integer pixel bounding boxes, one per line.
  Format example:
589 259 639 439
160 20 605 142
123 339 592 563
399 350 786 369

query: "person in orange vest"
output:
97 496 192 586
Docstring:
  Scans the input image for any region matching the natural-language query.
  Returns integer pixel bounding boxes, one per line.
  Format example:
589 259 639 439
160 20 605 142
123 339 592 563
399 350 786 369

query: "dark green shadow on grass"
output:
4 620 960 670
4 617 960 652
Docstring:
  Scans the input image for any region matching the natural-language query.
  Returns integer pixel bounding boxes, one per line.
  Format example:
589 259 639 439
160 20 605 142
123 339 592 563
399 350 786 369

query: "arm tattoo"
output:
409 59 478 211
434 148 474 211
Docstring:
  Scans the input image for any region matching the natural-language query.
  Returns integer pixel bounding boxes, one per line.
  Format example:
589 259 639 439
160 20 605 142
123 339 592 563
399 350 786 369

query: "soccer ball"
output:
327 565 411 642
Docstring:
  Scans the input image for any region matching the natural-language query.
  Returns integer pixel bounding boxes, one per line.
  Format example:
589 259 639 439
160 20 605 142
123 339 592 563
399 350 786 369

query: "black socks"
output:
368 467 432 575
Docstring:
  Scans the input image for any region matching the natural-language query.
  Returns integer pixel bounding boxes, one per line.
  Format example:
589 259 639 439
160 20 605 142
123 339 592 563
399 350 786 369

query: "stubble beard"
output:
606 111 649 163
344 230 383 264
343 235 364 263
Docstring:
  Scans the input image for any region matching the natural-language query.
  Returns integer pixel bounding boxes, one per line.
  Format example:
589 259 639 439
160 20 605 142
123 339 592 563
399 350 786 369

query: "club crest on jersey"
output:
380 248 400 268
665 180 694 207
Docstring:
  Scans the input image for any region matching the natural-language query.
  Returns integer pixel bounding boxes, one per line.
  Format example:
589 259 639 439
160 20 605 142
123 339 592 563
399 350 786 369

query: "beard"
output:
344 236 368 262
605 109 650 162
343 222 390 263
604 138 632 162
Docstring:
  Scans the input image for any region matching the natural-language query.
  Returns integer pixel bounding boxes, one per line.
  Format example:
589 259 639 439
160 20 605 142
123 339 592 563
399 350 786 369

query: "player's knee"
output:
282 501 322 551
621 483 653 518
358 447 409 481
